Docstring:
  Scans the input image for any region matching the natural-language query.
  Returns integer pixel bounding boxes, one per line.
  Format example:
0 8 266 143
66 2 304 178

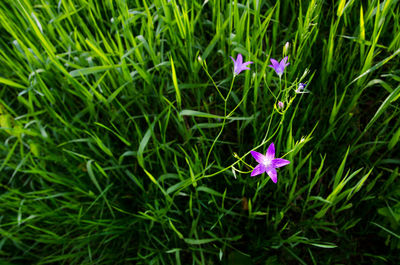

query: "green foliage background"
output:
0 0 399 264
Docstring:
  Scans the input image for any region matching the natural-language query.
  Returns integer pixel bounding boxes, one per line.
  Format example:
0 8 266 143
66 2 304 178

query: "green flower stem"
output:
204 75 236 171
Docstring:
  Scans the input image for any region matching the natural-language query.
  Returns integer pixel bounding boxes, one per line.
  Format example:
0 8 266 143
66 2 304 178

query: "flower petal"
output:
268 64 276 70
266 166 277 183
251 164 267 177
250 151 265 164
240 66 251 72
235 66 243 74
277 65 285 75
230 56 236 63
242 61 253 67
237 54 243 65
272 158 290 168
266 142 275 160
279 57 289 73
270 58 279 66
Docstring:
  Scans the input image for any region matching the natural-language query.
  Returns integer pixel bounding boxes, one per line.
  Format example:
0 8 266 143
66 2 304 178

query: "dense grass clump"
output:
1 0 400 264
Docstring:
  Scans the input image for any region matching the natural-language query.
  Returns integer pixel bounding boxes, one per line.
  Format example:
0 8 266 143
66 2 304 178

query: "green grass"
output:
0 0 400 264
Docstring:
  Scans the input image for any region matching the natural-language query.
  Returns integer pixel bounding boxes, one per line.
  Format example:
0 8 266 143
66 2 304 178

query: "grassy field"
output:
0 0 399 264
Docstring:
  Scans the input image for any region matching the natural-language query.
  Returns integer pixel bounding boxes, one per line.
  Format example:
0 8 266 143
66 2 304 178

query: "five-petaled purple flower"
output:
250 143 290 183
269 56 290 77
230 54 253 75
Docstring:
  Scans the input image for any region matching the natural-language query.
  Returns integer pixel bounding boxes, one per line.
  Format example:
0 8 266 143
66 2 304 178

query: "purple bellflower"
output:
230 54 253 76
278 101 284 109
250 142 290 183
269 56 290 77
295 83 309 94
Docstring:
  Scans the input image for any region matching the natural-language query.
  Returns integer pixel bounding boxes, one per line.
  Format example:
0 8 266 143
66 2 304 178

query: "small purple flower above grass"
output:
295 83 309 94
250 143 290 183
230 54 253 76
278 101 284 109
269 56 290 77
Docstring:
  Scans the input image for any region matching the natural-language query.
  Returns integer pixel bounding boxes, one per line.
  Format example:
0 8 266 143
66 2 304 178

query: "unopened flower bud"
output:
283 42 290 56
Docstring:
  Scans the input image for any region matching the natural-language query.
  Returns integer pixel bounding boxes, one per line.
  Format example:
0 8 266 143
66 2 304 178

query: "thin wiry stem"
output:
201 60 225 101
204 76 235 171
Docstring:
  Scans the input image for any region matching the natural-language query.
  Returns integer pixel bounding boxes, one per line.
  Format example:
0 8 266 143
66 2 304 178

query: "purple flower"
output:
268 56 290 77
250 143 290 183
295 83 309 94
230 54 253 75
278 101 284 109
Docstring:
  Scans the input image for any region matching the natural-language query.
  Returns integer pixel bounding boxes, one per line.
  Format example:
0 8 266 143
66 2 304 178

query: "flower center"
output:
262 157 272 167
